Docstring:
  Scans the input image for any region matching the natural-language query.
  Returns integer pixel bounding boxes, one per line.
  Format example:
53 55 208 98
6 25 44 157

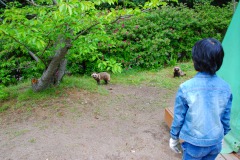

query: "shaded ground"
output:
0 84 182 160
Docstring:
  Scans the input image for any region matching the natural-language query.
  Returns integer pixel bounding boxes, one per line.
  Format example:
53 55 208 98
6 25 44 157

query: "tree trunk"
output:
54 59 67 85
31 36 71 92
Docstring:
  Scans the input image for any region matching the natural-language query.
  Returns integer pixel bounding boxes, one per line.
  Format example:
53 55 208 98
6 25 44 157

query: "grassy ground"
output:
0 62 196 114
0 62 199 160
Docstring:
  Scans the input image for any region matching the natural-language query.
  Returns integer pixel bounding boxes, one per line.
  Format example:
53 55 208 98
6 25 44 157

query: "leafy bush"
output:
66 29 123 74
0 36 46 86
100 3 232 69
178 0 235 8
0 2 233 86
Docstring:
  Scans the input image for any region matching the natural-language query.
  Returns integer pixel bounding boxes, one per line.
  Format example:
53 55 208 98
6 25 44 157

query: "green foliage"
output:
100 3 232 69
178 0 235 7
0 0 126 85
0 85 10 100
0 42 43 86
97 0 175 9
66 27 123 74
0 1 232 86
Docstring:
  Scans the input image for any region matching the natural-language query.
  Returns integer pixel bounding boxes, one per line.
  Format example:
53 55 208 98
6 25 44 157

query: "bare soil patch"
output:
0 84 181 160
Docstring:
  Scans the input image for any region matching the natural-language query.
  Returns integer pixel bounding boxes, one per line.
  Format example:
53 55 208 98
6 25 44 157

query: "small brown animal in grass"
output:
91 72 110 85
173 66 186 77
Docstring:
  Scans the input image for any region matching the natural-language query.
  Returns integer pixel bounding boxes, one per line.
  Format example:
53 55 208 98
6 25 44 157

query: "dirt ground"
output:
0 84 182 160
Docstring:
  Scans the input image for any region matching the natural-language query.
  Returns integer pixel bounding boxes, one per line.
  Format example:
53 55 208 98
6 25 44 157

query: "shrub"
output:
100 3 232 69
0 3 233 85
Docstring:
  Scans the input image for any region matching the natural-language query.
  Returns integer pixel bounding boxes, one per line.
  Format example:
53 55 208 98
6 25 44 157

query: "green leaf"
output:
67 5 73 16
59 3 67 13
53 12 58 19
80 3 85 11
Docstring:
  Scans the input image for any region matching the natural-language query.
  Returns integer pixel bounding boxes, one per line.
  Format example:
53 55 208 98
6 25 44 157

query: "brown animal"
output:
91 72 110 85
173 66 186 77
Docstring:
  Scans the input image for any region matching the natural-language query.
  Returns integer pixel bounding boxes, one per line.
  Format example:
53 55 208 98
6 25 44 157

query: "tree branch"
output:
28 51 40 62
26 0 38 6
73 22 100 41
74 15 129 42
0 0 6 7
41 38 52 56
108 15 122 24
73 9 151 42
3 32 45 64
52 0 58 5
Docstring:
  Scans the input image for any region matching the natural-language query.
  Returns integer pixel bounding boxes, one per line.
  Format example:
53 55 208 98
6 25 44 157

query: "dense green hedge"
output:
0 3 233 86
96 3 233 69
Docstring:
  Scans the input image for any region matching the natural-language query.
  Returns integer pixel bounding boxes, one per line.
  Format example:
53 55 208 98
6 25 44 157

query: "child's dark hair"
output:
192 38 224 75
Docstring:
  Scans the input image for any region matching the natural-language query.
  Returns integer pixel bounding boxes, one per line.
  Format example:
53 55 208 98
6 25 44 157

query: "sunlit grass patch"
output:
112 62 196 90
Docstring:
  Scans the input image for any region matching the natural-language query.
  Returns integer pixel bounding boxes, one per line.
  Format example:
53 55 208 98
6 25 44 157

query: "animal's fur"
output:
173 66 186 77
91 72 110 85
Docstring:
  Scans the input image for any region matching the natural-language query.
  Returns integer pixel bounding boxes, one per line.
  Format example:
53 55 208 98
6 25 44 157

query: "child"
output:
169 38 232 159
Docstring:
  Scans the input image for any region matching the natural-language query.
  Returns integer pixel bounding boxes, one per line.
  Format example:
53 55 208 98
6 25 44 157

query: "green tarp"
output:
217 3 240 154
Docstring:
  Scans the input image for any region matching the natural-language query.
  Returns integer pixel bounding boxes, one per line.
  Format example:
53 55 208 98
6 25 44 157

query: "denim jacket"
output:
170 72 232 146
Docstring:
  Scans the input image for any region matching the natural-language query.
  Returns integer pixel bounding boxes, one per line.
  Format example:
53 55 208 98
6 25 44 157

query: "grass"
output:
0 104 9 113
0 75 108 109
29 138 36 143
0 62 196 114
10 129 30 139
111 62 196 89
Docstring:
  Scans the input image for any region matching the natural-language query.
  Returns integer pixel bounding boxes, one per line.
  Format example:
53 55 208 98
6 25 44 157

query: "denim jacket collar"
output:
195 72 217 78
